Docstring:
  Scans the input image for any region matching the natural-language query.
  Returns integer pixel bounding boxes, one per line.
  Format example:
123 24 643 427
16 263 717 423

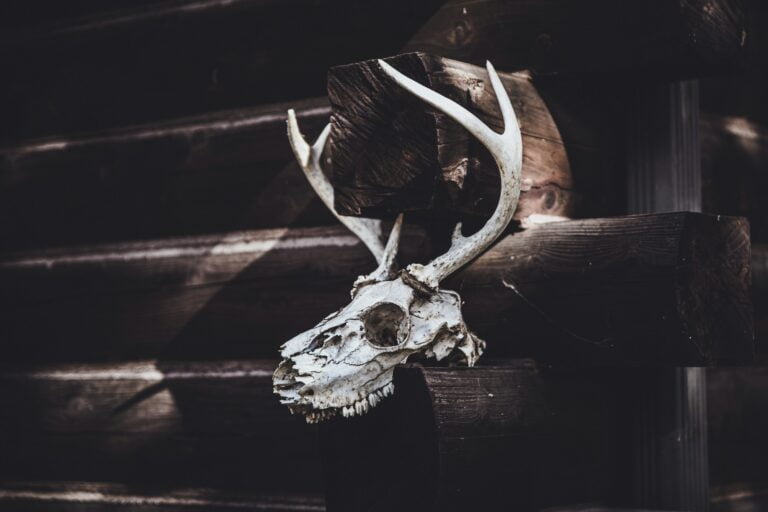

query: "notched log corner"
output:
328 52 576 221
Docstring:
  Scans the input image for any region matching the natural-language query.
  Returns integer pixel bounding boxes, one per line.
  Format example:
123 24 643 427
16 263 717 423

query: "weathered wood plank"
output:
320 362 637 511
0 481 325 512
0 98 333 250
0 360 322 493
404 0 747 78
323 363 765 511
328 53 622 220
0 213 752 364
0 0 442 142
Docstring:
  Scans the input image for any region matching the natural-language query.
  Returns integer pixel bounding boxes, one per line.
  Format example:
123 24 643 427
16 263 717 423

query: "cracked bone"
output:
274 59 522 422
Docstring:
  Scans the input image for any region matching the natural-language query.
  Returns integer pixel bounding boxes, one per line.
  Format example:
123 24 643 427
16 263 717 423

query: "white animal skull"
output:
274 60 523 423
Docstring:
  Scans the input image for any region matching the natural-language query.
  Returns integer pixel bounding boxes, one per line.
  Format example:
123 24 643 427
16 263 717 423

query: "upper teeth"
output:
309 382 395 423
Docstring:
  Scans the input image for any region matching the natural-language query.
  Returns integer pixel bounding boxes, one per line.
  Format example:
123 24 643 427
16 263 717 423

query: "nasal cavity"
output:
363 302 406 347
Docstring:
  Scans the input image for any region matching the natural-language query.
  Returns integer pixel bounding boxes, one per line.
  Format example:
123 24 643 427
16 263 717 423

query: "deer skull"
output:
274 60 523 423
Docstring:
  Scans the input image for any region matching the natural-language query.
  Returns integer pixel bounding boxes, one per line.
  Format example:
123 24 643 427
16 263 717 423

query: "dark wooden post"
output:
625 80 709 512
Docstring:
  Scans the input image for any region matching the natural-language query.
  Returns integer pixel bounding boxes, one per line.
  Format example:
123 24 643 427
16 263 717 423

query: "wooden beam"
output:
0 213 752 364
404 0 747 79
319 362 653 511
0 98 334 251
0 360 322 493
328 52 621 220
0 482 324 512
0 0 443 142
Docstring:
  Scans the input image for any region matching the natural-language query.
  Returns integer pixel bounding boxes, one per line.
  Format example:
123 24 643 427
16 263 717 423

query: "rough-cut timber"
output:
0 360 322 493
0 213 752 364
404 0 746 78
0 482 324 512
329 53 625 220
0 224 430 362
0 0 443 142
0 98 333 251
329 53 575 220
321 361 632 511
450 212 753 365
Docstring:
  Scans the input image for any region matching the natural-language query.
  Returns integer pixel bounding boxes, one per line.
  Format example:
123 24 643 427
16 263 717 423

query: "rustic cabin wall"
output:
0 0 762 510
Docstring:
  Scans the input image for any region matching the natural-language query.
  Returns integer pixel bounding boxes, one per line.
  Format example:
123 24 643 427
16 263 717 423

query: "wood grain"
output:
0 98 334 250
0 98 333 251
0 360 322 493
328 53 588 219
321 361 643 511
0 213 752 364
0 0 443 143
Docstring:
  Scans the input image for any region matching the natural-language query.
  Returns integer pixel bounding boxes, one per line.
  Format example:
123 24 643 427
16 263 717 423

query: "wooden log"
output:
0 0 443 142
404 0 747 78
329 52 588 220
0 212 752 364
0 98 334 251
0 360 322 493
329 53 628 220
320 361 644 511
0 482 324 512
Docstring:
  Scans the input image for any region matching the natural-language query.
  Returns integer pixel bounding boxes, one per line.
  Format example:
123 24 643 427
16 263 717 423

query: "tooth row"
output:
340 382 396 418
304 408 336 424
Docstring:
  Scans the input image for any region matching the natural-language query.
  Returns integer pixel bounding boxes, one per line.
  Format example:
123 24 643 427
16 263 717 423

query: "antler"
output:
378 59 523 290
287 110 403 285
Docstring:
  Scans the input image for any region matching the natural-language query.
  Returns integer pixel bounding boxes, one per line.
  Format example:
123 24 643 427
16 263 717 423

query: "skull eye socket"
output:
362 302 408 348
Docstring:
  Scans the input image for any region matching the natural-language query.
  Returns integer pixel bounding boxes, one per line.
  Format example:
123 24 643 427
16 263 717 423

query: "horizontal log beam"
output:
0 360 321 492
0 98 334 250
404 0 746 78
320 362 683 511
0 482 324 512
0 0 443 142
0 212 752 364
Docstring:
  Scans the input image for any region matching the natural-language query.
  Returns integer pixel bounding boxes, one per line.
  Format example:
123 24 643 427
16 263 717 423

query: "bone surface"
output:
274 59 523 422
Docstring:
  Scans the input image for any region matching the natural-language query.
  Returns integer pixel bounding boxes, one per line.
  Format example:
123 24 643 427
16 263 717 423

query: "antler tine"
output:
378 59 523 290
351 212 403 295
287 109 389 264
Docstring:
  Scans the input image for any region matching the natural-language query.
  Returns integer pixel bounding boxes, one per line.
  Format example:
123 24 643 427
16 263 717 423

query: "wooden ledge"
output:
0 212 753 364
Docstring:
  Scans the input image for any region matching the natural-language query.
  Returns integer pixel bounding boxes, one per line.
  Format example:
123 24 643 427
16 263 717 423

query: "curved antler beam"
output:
377 59 523 290
287 110 388 264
